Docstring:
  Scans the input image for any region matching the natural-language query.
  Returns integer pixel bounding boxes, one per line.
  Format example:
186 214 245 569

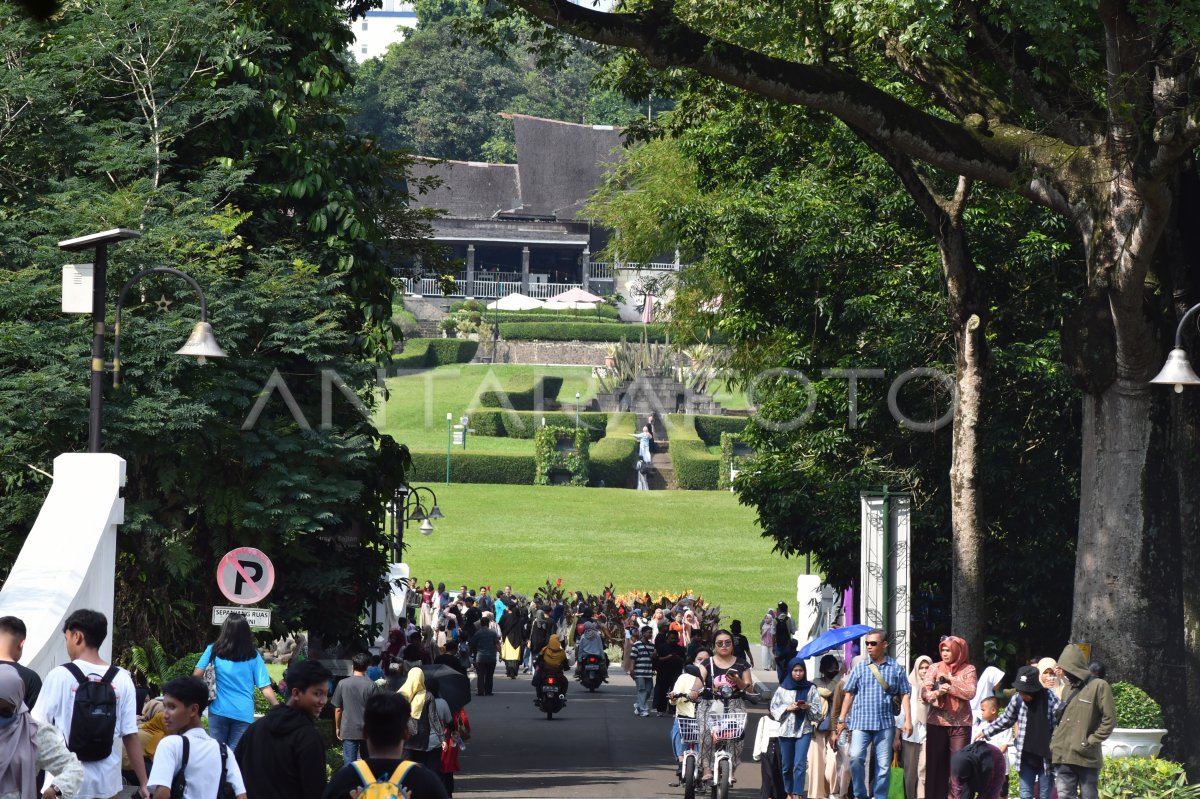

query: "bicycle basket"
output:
706 712 748 742
677 716 702 745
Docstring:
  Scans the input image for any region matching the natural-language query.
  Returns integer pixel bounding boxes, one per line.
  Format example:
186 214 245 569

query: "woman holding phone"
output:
769 655 824 799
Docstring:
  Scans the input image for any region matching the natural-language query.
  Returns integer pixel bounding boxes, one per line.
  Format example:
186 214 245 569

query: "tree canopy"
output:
496 0 1200 769
0 0 421 655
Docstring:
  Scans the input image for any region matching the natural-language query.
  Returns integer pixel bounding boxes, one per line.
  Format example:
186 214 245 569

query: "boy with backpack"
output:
33 608 149 799
147 676 247 799
322 692 448 799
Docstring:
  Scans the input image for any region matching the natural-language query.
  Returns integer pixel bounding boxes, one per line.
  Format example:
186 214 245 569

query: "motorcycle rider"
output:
533 634 570 697
575 621 608 680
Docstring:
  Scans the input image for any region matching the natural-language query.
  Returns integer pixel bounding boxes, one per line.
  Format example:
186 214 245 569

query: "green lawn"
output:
710 377 751 410
401 483 806 635
378 364 600 451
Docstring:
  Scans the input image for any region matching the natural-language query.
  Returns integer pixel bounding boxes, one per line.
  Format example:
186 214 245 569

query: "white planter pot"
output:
1101 728 1167 758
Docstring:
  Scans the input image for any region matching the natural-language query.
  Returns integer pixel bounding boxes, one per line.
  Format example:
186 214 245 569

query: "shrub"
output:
589 413 638 487
469 409 609 441
668 415 721 490
1112 681 1165 728
534 427 590 486
478 374 564 410
694 414 749 445
408 450 536 484
391 338 479 370
495 305 620 320
501 321 669 343
1099 756 1199 799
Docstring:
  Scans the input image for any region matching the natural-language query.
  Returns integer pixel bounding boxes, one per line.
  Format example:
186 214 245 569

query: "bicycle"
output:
702 709 747 799
675 715 703 799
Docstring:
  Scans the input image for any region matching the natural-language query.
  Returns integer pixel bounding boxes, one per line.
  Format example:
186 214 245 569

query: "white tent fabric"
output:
487 293 545 311
544 299 599 310
548 287 604 304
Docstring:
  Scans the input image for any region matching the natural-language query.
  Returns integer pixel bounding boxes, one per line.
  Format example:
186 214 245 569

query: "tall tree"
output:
496 0 1200 766
588 109 1081 659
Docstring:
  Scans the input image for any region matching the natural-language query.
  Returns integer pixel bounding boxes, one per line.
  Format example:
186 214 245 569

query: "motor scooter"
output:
534 670 567 720
577 653 607 691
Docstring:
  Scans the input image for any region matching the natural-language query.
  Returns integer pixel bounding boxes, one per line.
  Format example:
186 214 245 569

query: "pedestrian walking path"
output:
455 668 772 798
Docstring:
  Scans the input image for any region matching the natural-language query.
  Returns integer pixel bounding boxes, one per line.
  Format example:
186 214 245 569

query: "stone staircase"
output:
631 413 675 489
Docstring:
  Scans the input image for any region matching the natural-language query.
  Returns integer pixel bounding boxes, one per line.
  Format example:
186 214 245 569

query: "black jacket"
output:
235 703 327 799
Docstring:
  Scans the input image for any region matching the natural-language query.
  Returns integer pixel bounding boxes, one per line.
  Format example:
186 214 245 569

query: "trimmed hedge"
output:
478 375 565 410
470 410 609 441
668 415 721 490
501 321 668 343
392 338 479 370
589 413 639 488
408 450 536 485
694 414 749 446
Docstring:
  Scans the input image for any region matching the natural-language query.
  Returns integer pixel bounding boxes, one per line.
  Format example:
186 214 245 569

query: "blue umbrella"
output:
796 624 874 661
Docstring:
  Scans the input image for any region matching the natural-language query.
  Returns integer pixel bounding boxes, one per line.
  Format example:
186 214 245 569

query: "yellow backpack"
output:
351 759 417 799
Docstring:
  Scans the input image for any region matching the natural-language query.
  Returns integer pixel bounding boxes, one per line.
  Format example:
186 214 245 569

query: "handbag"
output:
887 753 906 799
441 735 461 773
203 658 218 702
869 664 902 716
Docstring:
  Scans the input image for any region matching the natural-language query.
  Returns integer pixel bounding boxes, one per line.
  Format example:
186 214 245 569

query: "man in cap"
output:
976 665 1062 799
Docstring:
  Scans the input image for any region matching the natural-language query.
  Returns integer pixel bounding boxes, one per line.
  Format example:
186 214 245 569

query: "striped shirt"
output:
630 641 656 678
844 656 911 731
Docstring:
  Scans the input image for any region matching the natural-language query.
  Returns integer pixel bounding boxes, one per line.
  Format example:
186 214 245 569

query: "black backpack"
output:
170 734 237 799
64 663 118 761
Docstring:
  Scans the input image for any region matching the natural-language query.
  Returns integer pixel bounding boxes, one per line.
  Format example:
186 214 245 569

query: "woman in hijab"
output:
0 664 83 799
903 655 933 799
533 634 569 695
1036 657 1065 699
399 667 442 768
653 629 686 716
922 636 978 799
769 656 822 799
669 664 705 784
807 654 841 799
970 666 1005 736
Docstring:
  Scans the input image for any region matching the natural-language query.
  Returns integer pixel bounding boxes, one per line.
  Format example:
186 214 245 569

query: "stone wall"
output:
476 340 609 366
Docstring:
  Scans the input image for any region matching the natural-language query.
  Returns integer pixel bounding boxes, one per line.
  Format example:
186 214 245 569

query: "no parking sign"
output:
217 547 275 605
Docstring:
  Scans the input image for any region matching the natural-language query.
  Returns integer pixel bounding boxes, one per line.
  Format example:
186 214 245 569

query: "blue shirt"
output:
195 645 272 723
844 656 910 731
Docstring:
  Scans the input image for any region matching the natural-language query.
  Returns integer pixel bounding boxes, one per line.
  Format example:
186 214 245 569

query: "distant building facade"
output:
352 0 416 62
405 113 680 301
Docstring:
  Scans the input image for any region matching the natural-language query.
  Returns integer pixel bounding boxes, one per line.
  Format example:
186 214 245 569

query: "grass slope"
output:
401 483 806 635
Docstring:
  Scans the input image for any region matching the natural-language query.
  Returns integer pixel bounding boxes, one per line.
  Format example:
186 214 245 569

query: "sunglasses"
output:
865 640 883 646
715 640 733 647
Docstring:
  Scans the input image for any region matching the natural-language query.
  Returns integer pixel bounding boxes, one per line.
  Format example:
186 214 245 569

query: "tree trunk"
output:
950 310 986 659
1072 382 1185 744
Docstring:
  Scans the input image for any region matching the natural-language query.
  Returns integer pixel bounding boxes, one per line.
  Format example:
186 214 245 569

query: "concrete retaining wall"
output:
478 340 609 366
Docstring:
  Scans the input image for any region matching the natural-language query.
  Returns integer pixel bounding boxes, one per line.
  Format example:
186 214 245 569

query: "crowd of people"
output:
0 587 1120 799
753 624 1115 799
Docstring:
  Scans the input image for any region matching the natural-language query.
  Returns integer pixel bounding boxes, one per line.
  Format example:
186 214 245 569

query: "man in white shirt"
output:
148 677 247 799
32 609 149 799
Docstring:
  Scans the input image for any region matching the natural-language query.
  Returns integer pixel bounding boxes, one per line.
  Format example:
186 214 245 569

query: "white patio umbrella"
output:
487 292 545 311
543 299 597 310
548 287 604 304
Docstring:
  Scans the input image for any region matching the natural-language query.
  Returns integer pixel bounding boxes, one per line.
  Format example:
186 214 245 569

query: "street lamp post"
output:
1150 302 1200 392
388 485 444 563
58 229 227 451
575 391 581 428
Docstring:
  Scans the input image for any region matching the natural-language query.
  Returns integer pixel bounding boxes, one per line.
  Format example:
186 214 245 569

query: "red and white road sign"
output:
217 547 275 605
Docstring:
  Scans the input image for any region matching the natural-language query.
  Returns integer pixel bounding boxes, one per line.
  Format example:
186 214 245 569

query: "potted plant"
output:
604 343 618 368
438 318 458 338
1102 681 1167 758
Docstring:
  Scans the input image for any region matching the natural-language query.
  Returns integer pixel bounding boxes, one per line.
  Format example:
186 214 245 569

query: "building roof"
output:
409 159 520 220
409 114 623 225
503 114 623 220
